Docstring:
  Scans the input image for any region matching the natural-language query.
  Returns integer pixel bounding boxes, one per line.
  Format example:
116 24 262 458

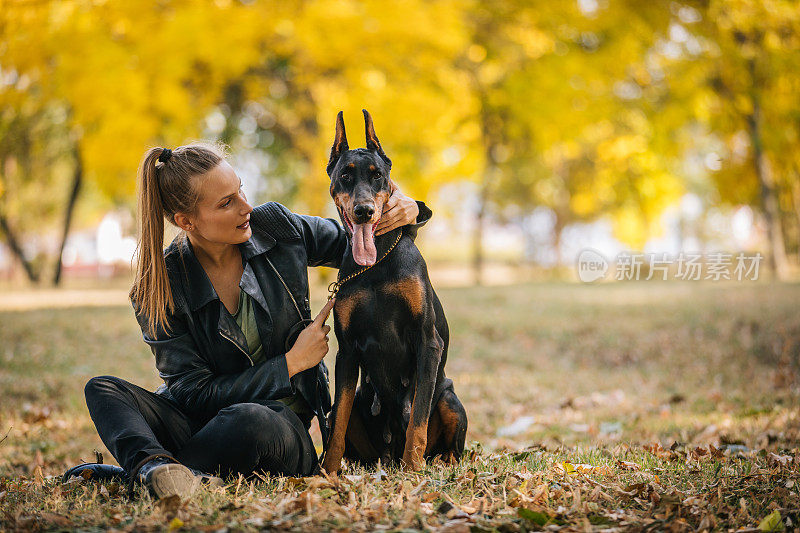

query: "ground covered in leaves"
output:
1 281 799 531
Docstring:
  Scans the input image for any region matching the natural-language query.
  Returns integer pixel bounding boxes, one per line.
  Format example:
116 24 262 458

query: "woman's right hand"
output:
285 298 335 377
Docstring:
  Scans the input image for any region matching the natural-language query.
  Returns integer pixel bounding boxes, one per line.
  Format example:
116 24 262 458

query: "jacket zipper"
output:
219 329 254 366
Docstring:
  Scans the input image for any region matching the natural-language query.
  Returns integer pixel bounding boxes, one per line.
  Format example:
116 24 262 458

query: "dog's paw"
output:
321 459 341 476
401 452 424 472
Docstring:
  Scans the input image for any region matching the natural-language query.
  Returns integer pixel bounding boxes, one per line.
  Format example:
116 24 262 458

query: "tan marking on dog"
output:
425 408 444 455
347 162 355 169
382 277 424 316
369 164 376 171
370 200 384 225
333 192 352 210
403 422 428 469
322 385 355 474
370 190 391 224
335 289 369 330
437 399 461 444
402 385 429 469
375 190 390 208
333 193 356 225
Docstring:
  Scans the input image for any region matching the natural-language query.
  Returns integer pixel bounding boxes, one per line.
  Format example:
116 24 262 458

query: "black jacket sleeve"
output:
133 301 293 421
291 212 348 268
404 200 433 240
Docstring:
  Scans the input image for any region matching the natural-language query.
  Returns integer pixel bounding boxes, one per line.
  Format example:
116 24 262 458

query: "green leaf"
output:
588 514 614 525
318 488 337 498
517 508 548 526
469 525 498 533
758 510 784 532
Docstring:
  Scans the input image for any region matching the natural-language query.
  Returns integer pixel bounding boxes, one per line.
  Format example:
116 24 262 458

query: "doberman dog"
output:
321 110 467 473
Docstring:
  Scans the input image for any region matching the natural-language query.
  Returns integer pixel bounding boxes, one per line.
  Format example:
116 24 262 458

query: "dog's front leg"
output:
402 328 443 470
322 350 358 475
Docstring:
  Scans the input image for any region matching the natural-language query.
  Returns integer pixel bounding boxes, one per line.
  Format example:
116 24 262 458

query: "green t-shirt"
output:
232 289 312 420
232 288 264 364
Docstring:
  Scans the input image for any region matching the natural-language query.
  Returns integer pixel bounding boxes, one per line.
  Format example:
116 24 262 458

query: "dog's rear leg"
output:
322 352 358 474
402 330 443 470
426 388 467 464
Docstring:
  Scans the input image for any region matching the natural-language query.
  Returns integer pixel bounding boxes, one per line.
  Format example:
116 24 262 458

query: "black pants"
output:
84 376 319 478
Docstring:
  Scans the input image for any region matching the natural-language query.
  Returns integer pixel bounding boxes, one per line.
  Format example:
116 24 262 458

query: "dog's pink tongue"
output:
352 223 377 266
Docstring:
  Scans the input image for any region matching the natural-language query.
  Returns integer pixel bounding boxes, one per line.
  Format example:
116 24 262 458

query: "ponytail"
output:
129 142 226 338
130 148 175 338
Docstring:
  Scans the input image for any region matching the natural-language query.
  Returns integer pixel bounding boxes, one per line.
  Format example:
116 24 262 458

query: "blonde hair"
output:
129 141 229 338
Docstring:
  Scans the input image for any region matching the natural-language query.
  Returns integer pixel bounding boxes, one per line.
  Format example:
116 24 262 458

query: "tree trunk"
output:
53 146 83 286
747 59 788 280
747 110 788 280
552 210 564 267
0 213 40 283
473 177 490 286
793 177 800 264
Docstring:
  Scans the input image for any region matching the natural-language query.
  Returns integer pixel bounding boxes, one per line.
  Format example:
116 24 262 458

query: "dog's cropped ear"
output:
327 111 349 176
363 109 392 169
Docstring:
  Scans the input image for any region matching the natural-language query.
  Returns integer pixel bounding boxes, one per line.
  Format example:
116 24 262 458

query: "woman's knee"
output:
218 403 278 426
197 403 314 477
84 375 126 400
216 403 288 443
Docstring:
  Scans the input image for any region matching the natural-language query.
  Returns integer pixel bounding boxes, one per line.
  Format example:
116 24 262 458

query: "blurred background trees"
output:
1 0 798 284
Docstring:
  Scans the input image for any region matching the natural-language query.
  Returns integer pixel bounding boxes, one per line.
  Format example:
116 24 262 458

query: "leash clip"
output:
327 281 340 300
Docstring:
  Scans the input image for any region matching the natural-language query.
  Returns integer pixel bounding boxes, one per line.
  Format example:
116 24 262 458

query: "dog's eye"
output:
372 172 383 180
341 173 351 182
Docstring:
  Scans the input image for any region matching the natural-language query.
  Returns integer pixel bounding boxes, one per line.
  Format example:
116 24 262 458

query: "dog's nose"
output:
353 203 375 223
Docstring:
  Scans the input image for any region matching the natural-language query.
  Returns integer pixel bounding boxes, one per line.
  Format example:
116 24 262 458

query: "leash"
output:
328 230 403 300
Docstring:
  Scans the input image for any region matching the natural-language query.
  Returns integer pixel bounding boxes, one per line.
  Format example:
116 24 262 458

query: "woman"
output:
81 142 430 498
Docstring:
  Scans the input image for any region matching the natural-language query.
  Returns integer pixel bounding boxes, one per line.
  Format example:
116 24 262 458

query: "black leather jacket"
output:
132 201 431 445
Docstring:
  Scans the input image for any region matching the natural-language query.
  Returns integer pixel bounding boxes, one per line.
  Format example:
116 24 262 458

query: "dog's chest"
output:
333 275 425 331
333 276 426 400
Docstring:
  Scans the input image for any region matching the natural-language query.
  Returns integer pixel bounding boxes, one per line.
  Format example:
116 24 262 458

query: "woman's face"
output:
183 160 253 245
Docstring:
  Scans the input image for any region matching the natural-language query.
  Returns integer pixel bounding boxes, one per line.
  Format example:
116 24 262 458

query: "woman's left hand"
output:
375 181 419 236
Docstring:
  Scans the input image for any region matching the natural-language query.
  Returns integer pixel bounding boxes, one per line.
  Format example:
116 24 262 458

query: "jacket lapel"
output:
239 262 269 312
240 261 274 352
217 303 251 359
171 236 218 313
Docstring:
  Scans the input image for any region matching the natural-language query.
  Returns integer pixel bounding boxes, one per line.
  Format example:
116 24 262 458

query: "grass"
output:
1 281 799 531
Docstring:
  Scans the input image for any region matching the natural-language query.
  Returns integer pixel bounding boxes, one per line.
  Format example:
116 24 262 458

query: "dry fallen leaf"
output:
422 491 442 503
617 460 640 471
155 494 182 518
558 462 613 476
767 453 792 468
39 512 71 528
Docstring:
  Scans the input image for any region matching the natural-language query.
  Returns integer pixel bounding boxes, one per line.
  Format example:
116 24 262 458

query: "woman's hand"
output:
285 299 335 378
375 180 420 236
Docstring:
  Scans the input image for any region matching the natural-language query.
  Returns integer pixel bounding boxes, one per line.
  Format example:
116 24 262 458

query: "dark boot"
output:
62 462 127 483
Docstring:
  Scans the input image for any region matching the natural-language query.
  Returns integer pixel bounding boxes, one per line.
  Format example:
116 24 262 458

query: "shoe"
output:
137 457 197 499
62 462 127 483
137 457 223 499
186 465 224 489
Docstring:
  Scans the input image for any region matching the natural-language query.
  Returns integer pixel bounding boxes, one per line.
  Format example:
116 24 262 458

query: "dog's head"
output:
327 109 393 266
